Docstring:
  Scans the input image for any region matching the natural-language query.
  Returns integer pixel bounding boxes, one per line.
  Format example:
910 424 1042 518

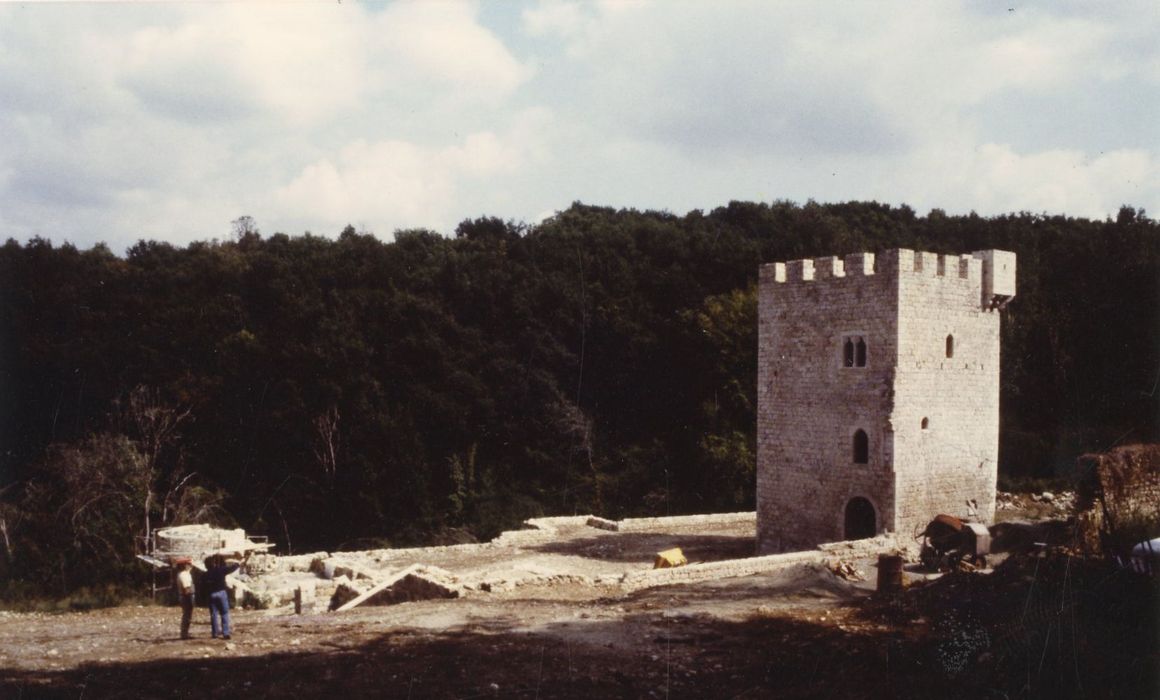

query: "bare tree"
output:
312 405 341 489
0 511 13 567
120 385 193 539
45 434 150 566
556 398 603 514
0 485 15 566
231 215 259 240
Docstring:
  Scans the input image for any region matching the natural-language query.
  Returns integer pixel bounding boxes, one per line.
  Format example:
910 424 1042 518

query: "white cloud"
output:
521 0 590 41
270 108 548 236
114 2 532 127
509 1 1159 218
0 1 1156 251
0 2 538 249
275 139 455 231
955 145 1157 217
374 1 533 98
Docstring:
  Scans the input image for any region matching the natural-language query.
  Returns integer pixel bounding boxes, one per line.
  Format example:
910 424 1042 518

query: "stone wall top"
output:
759 248 1016 310
760 248 1014 288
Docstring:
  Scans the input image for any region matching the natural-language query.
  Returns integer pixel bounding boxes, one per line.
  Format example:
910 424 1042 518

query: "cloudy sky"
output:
1 1 1157 253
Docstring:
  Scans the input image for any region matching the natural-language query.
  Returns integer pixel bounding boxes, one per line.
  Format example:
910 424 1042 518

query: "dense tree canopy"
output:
1 201 1157 595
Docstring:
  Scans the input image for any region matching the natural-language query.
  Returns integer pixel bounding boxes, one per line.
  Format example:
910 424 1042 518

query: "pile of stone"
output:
1034 490 1075 514
995 490 1076 518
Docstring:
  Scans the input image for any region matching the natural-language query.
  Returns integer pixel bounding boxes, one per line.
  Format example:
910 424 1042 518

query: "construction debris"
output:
830 560 865 582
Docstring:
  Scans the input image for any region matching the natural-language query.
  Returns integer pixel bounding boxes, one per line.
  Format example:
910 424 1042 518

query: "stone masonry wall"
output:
892 251 1003 538
757 252 899 553
758 248 1014 554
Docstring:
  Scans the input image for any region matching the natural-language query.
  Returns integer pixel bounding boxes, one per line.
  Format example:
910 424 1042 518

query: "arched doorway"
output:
844 497 876 540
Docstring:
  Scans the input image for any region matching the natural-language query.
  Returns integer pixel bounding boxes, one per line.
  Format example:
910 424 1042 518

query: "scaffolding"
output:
136 524 274 599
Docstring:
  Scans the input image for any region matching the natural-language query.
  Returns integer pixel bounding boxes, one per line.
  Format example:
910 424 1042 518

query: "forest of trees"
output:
1 200 1157 597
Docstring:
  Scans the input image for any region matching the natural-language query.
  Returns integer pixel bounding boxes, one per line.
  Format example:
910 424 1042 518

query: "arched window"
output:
852 429 869 464
842 335 867 368
921 417 929 430
945 334 954 358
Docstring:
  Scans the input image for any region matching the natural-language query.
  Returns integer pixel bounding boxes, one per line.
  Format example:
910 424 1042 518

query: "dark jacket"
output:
202 563 240 594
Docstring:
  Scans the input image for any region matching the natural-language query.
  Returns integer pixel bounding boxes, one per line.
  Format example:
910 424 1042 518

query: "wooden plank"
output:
334 563 424 612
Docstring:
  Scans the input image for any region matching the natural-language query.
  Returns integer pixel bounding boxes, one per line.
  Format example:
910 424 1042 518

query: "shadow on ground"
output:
529 532 755 564
0 614 951 699
4 555 1154 699
618 562 869 606
988 518 1076 553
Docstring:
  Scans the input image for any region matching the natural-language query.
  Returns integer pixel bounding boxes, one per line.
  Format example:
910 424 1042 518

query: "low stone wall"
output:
818 534 915 559
360 541 499 561
586 512 755 533
619 533 905 592
620 549 823 592
248 514 907 610
585 516 620 531
491 516 593 546
271 551 332 574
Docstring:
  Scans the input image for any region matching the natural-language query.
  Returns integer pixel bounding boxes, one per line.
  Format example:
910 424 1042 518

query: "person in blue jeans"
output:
202 552 249 639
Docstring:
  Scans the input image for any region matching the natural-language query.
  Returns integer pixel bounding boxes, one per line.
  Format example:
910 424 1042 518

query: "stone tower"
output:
756 248 1016 553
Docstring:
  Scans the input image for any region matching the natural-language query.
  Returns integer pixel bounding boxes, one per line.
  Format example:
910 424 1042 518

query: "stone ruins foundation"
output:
757 248 1016 554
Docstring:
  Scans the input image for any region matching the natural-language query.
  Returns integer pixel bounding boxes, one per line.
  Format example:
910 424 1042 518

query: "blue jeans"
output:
208 590 231 638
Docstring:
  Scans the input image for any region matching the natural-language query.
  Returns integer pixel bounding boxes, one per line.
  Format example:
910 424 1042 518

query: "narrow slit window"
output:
855 338 867 367
843 339 855 367
945 334 954 358
853 429 869 464
921 417 929 430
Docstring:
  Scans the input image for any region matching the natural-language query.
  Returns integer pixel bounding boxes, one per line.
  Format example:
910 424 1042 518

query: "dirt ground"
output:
1 502 1156 699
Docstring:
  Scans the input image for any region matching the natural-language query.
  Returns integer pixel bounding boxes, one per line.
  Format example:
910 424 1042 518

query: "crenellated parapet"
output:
760 248 1016 311
760 252 878 283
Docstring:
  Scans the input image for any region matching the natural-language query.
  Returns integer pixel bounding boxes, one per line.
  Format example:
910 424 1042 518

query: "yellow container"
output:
654 548 687 568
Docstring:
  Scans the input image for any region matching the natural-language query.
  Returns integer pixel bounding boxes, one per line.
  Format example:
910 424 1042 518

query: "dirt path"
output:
0 564 886 698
